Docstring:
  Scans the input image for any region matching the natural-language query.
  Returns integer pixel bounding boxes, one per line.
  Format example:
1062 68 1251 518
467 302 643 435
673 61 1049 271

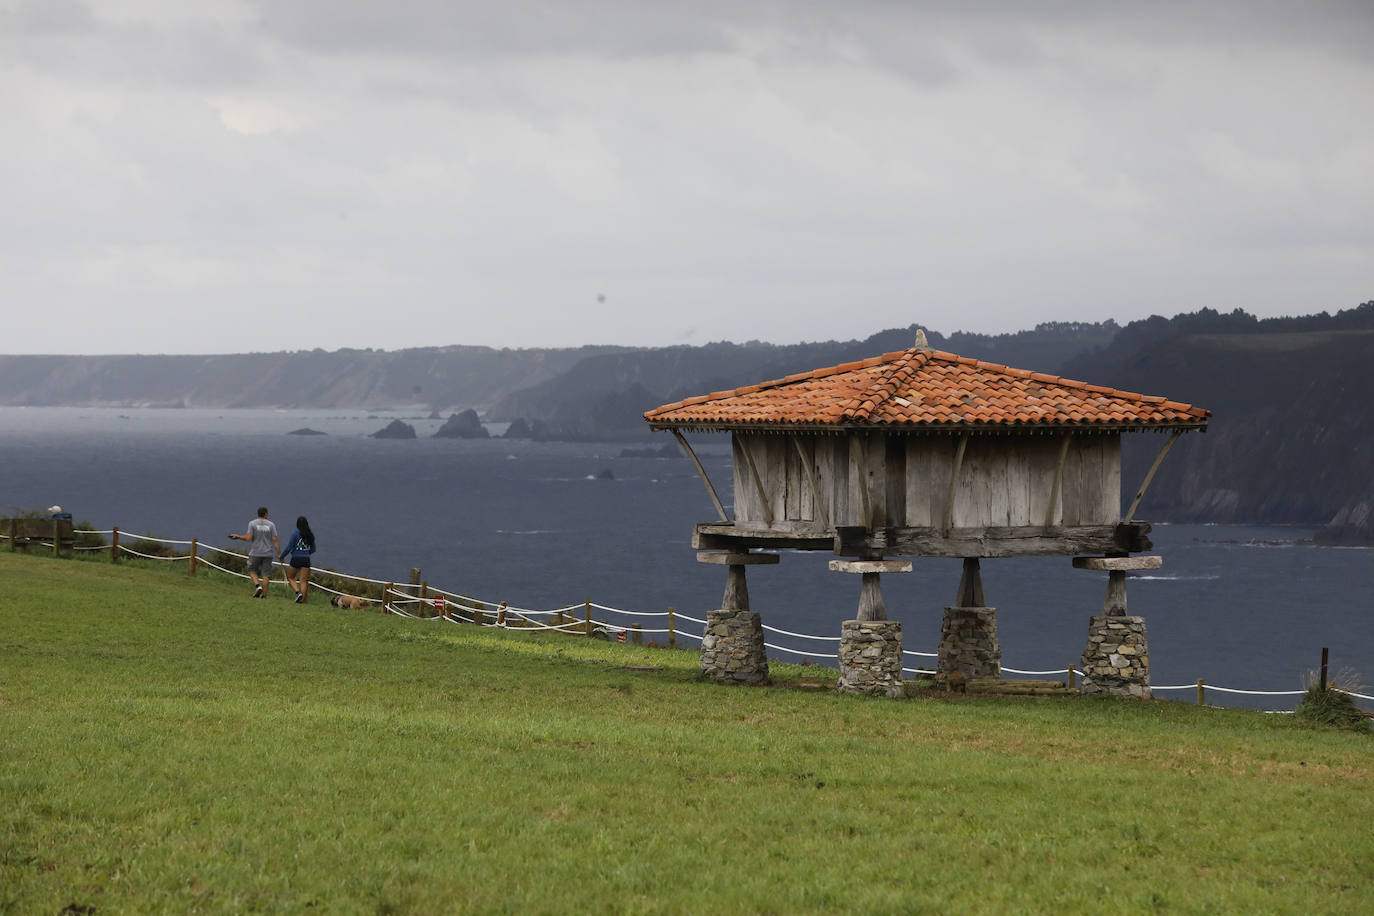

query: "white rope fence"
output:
13 522 1371 711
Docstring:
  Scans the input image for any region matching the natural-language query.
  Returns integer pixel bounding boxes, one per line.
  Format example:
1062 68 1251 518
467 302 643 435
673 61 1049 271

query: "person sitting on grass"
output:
280 516 317 604
229 506 280 599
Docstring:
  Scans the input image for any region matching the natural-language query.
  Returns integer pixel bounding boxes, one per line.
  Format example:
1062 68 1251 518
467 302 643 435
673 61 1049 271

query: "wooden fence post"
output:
51 519 59 557
1066 664 1075 690
633 623 642 646
1319 647 1329 692
383 583 394 615
1196 678 1205 706
111 526 119 563
668 607 676 649
420 581 429 618
7 518 15 552
585 598 591 637
190 538 198 576
497 607 507 628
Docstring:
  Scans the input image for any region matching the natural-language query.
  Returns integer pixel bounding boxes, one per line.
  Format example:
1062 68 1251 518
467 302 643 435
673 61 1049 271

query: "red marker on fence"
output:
616 630 627 644
434 594 446 615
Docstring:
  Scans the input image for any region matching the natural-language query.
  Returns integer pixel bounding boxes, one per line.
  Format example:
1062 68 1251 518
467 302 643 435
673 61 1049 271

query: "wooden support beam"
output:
943 432 970 534
722 565 750 611
956 557 985 607
671 428 728 522
1044 434 1072 530
1124 429 1184 521
835 521 1152 559
792 437 829 529
734 435 775 526
856 572 887 622
1102 570 1128 616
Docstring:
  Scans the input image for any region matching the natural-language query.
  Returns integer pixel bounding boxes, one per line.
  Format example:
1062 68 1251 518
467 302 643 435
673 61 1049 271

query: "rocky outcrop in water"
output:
371 419 416 439
433 409 489 439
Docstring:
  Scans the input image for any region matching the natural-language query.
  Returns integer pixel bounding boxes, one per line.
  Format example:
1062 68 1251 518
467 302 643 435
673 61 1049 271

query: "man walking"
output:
229 506 280 598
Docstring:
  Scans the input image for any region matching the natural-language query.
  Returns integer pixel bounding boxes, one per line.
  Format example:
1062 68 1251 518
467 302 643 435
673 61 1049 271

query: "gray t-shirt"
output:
246 518 278 557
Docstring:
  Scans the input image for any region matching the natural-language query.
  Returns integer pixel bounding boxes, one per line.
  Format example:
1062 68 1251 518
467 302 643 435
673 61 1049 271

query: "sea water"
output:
1 406 1370 710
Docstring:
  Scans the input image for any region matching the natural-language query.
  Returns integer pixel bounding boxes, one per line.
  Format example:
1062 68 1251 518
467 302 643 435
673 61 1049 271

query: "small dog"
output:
330 594 369 609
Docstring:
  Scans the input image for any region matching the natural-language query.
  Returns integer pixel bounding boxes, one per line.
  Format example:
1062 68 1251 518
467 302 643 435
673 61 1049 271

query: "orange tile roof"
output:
644 346 1210 431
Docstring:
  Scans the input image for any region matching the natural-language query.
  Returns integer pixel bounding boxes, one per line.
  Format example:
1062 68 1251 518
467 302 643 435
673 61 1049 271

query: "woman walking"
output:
280 516 317 604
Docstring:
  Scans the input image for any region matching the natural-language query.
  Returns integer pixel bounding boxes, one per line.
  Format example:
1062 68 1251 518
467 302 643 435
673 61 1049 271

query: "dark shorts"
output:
247 555 273 577
289 557 312 569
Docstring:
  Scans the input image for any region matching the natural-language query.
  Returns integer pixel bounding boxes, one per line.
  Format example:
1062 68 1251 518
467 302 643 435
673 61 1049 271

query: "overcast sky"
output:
2 1 1371 355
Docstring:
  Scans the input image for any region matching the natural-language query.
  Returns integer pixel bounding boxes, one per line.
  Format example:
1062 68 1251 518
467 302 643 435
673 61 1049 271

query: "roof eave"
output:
646 420 1210 435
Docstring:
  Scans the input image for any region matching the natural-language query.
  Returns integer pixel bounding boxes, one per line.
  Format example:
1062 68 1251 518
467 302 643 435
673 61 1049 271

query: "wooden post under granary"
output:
646 330 1209 698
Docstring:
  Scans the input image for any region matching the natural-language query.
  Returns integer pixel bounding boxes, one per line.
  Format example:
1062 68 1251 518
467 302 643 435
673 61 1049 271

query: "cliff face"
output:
1071 306 1374 527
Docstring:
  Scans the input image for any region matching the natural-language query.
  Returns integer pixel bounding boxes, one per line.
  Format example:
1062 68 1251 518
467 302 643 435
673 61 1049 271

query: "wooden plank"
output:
828 559 913 574
1103 434 1122 522
1079 436 1112 525
693 523 834 552
791 437 823 526
849 434 873 529
1059 439 1085 526
943 433 970 533
1072 555 1162 570
1042 434 1072 529
736 435 775 526
904 439 934 527
814 438 835 527
1004 448 1032 529
831 437 853 526
697 551 781 565
835 523 1153 559
670 429 728 522
868 433 887 529
884 435 906 530
731 436 755 523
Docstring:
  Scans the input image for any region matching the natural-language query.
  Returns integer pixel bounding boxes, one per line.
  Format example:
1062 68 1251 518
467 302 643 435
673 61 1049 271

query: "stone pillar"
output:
837 620 905 697
937 606 1000 678
1072 555 1161 699
696 551 779 685
1080 615 1151 698
937 558 1000 679
830 559 911 697
700 607 770 684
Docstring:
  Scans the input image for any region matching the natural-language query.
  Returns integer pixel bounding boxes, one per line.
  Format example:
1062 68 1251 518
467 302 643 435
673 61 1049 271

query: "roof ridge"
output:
842 348 927 422
642 348 910 419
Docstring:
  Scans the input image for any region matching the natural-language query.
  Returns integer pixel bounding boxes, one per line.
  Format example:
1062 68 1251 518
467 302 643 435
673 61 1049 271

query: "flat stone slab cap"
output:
1072 555 1163 571
829 559 913 574
697 550 781 565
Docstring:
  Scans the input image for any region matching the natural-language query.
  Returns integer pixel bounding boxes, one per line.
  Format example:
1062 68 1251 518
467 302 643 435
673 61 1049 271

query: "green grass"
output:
2 550 1372 914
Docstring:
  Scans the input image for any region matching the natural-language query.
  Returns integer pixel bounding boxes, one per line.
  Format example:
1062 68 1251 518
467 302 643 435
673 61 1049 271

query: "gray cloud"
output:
1 1 1371 354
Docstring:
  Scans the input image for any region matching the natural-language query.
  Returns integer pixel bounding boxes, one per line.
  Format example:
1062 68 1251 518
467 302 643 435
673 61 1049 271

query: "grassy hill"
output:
2 551 1371 913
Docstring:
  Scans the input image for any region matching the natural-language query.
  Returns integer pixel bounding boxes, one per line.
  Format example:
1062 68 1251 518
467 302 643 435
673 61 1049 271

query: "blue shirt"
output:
282 529 316 560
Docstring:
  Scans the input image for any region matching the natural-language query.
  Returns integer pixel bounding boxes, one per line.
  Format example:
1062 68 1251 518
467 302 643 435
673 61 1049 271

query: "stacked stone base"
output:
700 608 769 685
937 606 1000 678
837 620 904 697
1080 615 1151 698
